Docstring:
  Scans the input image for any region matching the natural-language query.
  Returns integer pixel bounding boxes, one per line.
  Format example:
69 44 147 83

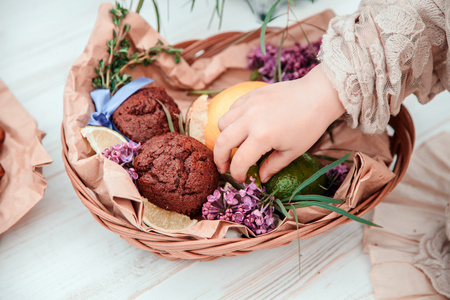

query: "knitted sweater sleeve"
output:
320 0 449 134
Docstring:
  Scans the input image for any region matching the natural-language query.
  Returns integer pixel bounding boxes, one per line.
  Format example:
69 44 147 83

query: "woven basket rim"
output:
61 104 414 261
62 24 416 261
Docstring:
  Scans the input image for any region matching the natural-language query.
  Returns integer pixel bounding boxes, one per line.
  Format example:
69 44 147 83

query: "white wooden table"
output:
1 1 449 299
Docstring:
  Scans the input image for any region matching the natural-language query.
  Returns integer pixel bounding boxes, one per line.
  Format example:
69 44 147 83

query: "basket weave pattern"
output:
61 30 415 261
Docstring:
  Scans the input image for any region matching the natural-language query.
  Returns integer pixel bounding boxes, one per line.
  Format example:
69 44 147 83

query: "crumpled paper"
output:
0 80 53 234
63 3 396 239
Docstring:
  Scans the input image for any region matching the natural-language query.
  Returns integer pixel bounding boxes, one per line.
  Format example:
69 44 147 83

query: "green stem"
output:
136 0 145 13
152 0 160 32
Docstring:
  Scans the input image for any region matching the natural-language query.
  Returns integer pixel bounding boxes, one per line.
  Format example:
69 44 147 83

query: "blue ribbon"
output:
88 77 154 131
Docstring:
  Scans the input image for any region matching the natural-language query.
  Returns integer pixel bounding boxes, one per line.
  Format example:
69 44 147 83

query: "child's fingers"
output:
228 92 252 111
259 149 300 183
213 121 248 174
229 135 272 183
217 107 243 132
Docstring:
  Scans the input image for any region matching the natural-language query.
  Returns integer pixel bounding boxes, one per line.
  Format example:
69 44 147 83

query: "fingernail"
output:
261 175 268 183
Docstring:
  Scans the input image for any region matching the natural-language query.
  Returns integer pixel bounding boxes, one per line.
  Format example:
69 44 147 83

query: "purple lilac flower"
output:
102 141 141 183
202 177 277 235
326 163 350 186
247 39 322 83
325 163 351 197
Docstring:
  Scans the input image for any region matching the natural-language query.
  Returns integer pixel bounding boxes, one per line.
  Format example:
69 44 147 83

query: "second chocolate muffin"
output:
134 132 219 217
112 87 180 144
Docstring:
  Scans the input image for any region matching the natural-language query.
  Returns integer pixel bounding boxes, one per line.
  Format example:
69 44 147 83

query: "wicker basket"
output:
61 27 415 262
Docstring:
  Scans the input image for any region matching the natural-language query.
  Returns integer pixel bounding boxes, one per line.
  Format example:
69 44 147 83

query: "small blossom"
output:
247 39 322 83
326 163 350 186
202 178 277 235
325 163 351 196
102 141 141 183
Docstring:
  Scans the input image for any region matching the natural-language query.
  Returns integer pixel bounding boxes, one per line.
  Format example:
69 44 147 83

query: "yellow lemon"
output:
186 81 268 155
142 199 197 233
80 125 127 153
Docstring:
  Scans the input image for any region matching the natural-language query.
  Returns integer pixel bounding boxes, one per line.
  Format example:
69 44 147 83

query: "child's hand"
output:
214 64 345 183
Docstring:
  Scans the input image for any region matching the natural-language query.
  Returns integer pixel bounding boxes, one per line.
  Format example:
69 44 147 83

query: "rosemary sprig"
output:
92 2 183 96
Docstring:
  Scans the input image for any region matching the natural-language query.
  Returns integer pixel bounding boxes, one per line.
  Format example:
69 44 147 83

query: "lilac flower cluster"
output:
202 177 277 235
325 163 350 196
102 141 141 182
247 39 322 83
326 163 350 185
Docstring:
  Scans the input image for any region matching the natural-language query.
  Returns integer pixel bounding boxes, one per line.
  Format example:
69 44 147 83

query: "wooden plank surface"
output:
0 0 449 299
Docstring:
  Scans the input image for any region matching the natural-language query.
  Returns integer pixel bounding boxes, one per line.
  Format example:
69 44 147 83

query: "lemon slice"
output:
80 125 127 153
142 199 197 233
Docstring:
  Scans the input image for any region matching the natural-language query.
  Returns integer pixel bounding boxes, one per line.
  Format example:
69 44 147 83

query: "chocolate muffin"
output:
134 132 219 216
112 87 180 144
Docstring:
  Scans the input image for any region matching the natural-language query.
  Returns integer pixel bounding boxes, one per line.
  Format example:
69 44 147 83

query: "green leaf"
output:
178 113 185 135
188 89 223 95
151 0 161 32
243 0 254 14
260 0 281 55
136 0 144 13
186 118 191 137
113 17 121 26
291 204 302 275
275 198 291 219
289 152 352 201
283 194 345 205
155 99 175 133
250 70 263 81
275 28 286 82
313 154 353 164
291 201 380 227
218 0 225 29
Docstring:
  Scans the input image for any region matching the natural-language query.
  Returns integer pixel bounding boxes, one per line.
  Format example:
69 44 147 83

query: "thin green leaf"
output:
218 0 225 29
260 0 281 55
178 113 185 135
291 201 380 227
155 99 175 132
243 0 254 14
186 118 191 137
207 1 216 29
284 194 345 205
151 0 160 32
190 0 196 11
136 0 144 13
263 186 279 203
314 154 353 164
289 152 352 201
275 28 286 82
275 198 292 219
188 89 223 95
290 204 302 275
296 21 318 62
